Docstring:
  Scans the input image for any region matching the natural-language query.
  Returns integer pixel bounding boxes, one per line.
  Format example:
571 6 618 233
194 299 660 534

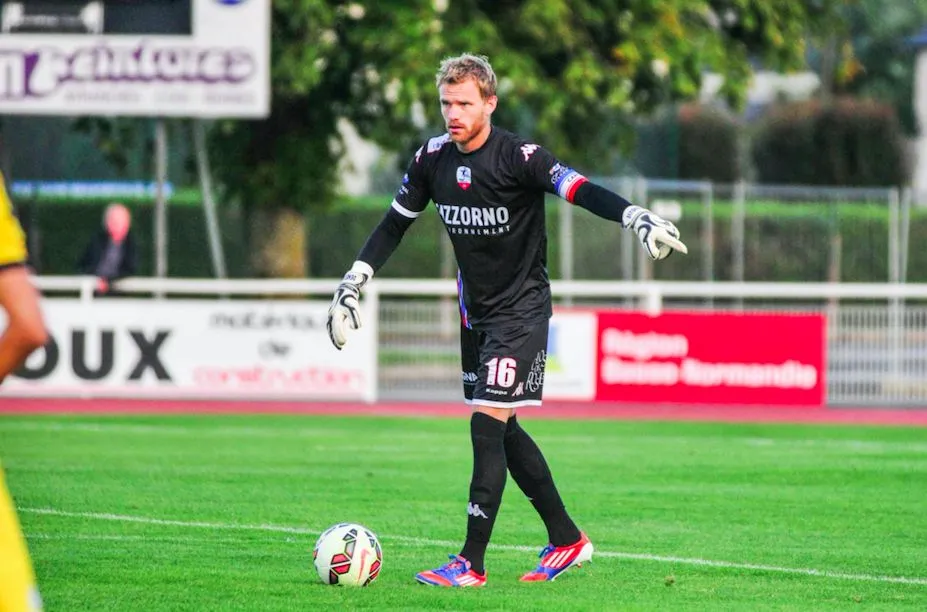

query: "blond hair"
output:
435 54 497 99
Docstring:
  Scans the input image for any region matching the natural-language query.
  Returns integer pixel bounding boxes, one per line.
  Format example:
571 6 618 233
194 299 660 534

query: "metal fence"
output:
560 180 914 285
828 304 927 405
19 179 921 285
326 179 918 287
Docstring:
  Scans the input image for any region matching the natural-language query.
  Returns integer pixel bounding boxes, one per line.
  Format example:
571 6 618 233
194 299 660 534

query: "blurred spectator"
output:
78 203 137 295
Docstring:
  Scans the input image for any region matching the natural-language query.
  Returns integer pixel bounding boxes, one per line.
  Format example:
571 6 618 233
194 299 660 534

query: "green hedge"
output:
18 197 925 284
752 98 909 187
632 104 742 182
678 104 741 182
18 201 251 278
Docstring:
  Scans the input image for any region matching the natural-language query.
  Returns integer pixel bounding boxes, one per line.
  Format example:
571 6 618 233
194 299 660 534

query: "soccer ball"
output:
313 523 382 587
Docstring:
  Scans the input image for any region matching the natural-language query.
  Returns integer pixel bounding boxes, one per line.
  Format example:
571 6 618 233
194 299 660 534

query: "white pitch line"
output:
20 507 927 586
26 533 283 545
22 508 311 534
0 422 357 438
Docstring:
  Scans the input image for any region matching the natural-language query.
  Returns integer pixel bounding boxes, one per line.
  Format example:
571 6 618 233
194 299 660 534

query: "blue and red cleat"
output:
520 532 594 582
415 554 487 587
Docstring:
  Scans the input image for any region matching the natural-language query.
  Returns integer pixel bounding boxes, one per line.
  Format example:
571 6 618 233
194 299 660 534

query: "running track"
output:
2 398 927 426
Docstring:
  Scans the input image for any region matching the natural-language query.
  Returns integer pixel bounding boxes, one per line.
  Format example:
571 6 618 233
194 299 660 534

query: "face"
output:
439 78 497 151
105 205 131 242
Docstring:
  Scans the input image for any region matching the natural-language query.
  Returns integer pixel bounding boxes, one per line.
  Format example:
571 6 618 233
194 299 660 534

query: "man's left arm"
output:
572 182 688 260
518 144 688 260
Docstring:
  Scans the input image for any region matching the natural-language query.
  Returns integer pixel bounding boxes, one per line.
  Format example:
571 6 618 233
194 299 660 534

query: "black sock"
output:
504 415 581 547
458 412 508 575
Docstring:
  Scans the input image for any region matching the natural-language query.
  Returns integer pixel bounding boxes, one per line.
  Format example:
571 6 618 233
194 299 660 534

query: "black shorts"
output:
460 320 549 408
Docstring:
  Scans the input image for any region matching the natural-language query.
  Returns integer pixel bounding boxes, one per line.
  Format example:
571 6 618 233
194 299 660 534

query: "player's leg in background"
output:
504 414 581 546
0 265 48 383
0 468 43 611
502 320 582 547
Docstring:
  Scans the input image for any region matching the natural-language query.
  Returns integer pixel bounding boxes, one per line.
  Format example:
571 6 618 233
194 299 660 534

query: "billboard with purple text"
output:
0 0 270 118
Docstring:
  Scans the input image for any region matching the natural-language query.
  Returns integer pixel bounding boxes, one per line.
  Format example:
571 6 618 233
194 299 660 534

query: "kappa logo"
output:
512 382 525 397
521 143 539 161
467 502 489 519
456 166 472 190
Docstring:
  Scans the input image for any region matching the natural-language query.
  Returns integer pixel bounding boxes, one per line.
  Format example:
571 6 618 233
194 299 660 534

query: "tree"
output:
822 0 927 135
209 0 844 277
208 1 443 277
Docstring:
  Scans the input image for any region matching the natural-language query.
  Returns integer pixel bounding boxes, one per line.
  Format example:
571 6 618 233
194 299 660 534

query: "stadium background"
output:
1 1 927 610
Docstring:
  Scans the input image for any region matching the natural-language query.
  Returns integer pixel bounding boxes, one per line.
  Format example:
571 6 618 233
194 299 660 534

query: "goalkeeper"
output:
328 53 686 587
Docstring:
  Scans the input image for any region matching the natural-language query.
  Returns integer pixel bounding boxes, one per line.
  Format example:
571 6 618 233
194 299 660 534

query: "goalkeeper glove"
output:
622 205 688 260
327 261 374 350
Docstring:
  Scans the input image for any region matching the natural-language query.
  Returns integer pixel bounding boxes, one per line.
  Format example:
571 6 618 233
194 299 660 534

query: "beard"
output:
448 118 488 147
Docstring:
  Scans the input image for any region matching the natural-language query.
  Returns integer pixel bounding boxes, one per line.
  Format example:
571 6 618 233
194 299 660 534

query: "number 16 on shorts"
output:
486 357 517 388
460 322 549 408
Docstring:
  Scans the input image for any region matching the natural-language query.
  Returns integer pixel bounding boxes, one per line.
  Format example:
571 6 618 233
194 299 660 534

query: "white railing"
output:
32 275 927 310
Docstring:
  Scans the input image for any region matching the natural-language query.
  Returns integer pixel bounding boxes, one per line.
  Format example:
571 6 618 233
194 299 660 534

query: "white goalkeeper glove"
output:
327 261 374 350
622 205 688 260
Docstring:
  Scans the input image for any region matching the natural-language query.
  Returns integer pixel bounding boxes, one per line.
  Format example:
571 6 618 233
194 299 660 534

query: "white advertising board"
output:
543 310 597 401
0 0 270 117
2 299 376 402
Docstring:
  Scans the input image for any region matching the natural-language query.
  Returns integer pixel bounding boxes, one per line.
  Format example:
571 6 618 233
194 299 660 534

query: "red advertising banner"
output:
595 311 826 406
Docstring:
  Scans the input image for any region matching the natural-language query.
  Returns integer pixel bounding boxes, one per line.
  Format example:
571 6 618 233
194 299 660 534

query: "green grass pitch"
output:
2 413 926 610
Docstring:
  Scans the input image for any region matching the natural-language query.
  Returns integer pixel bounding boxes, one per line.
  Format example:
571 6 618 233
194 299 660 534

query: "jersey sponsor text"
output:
437 203 511 235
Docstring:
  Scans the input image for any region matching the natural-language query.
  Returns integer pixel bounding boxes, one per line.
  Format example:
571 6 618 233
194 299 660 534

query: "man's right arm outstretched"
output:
327 146 432 350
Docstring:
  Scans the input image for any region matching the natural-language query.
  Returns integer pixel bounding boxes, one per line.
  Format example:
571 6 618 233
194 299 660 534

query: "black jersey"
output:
391 127 588 330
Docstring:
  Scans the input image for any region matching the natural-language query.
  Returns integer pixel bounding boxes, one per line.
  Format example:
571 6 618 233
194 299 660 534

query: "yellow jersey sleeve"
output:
0 173 27 268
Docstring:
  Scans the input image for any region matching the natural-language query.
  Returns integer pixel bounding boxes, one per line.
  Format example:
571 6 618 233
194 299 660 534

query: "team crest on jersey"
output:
456 166 472 190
